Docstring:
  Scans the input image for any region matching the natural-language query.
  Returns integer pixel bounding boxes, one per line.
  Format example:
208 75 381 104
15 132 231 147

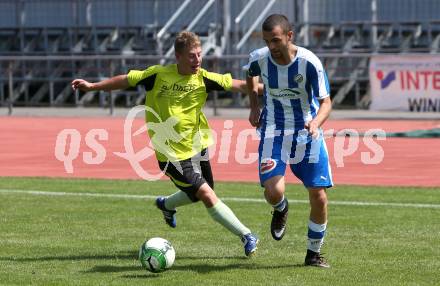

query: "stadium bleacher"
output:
1 0 439 109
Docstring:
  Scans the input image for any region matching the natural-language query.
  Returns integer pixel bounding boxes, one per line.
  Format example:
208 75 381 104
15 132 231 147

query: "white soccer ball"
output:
139 237 175 273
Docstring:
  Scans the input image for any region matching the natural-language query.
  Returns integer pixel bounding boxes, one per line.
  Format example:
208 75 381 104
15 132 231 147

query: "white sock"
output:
307 220 327 253
164 191 193 210
272 196 286 212
207 200 251 237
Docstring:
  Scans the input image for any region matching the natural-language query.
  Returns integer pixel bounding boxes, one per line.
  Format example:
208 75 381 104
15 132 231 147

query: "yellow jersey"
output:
127 64 232 162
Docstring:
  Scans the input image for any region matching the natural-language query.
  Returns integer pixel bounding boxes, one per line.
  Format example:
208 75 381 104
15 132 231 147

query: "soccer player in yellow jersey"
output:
71 31 259 257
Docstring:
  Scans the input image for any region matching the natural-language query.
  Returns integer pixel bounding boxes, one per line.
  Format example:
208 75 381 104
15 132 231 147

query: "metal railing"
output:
0 53 375 115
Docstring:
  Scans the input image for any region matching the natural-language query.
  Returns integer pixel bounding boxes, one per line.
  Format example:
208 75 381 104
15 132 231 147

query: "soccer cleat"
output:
155 197 177 228
241 233 259 257
270 199 289 240
304 249 330 268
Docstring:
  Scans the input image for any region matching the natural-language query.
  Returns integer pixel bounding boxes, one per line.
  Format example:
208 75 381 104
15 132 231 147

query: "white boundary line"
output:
1 189 440 209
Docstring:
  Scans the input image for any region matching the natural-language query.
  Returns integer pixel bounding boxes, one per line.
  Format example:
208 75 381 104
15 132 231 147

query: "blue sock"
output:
307 220 327 253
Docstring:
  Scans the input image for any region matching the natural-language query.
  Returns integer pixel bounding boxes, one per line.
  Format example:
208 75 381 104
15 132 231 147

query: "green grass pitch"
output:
0 177 439 286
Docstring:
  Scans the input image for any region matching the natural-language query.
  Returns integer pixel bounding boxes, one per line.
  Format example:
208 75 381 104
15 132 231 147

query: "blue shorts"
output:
258 130 333 188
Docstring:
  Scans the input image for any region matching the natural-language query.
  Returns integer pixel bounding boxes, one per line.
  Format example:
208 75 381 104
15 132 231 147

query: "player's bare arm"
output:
246 76 261 127
305 97 332 137
71 74 129 92
231 79 264 95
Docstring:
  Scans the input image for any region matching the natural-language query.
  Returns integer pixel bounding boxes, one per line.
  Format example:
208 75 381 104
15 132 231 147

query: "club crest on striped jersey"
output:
260 158 277 174
294 74 304 83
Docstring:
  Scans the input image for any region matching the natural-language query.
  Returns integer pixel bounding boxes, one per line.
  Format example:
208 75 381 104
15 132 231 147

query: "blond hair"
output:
174 31 201 53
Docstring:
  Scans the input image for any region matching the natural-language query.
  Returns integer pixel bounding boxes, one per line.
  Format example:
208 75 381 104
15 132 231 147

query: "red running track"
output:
0 117 439 187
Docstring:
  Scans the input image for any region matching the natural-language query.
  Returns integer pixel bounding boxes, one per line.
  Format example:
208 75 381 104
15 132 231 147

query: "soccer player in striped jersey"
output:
245 14 333 267
72 31 259 258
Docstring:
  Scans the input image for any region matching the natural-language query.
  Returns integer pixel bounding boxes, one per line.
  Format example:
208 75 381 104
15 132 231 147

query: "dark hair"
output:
262 14 293 33
174 31 201 53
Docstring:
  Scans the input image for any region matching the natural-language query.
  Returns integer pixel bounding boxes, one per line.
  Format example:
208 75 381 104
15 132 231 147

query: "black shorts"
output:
158 149 214 202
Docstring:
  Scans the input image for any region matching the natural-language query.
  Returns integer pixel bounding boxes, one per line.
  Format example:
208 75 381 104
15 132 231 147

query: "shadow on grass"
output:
85 265 140 273
89 262 305 278
177 255 248 260
1 251 306 277
168 262 305 273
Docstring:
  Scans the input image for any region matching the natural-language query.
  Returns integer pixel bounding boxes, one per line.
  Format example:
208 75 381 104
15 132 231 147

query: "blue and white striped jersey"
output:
244 46 330 135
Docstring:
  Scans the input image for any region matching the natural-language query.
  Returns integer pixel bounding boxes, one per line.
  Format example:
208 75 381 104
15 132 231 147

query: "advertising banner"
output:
369 55 440 112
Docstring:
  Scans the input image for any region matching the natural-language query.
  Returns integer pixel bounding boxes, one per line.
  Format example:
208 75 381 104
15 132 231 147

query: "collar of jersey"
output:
268 46 301 68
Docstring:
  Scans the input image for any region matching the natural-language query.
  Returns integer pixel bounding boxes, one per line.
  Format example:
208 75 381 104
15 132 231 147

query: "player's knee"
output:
196 184 218 207
263 185 285 205
263 189 281 204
